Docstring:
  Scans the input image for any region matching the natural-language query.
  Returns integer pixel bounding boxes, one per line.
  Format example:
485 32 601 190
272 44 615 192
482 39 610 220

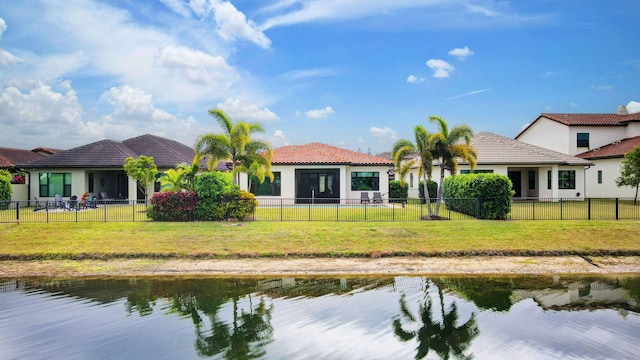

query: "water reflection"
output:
0 275 638 359
393 281 479 359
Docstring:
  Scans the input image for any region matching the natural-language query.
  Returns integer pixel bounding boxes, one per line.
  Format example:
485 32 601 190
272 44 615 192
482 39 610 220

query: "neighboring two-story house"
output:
515 105 640 198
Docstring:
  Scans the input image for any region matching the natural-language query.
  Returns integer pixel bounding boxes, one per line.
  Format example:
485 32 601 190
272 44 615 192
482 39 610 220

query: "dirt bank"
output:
1 256 639 278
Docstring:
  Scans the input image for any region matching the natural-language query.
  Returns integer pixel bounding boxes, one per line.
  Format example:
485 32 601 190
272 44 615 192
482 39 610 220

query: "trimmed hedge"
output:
194 172 256 221
389 180 407 202
443 174 514 220
418 180 438 203
147 191 198 221
0 171 11 210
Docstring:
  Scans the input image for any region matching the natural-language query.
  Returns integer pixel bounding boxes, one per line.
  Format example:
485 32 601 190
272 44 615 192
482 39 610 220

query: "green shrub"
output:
418 180 438 203
147 191 198 221
389 180 407 202
443 174 514 219
0 170 12 210
194 172 233 220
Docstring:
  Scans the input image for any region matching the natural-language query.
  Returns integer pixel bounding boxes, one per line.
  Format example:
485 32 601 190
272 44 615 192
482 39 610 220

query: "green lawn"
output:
1 220 639 259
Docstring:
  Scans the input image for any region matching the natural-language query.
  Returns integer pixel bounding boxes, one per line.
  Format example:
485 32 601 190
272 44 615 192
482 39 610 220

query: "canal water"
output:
1 275 639 360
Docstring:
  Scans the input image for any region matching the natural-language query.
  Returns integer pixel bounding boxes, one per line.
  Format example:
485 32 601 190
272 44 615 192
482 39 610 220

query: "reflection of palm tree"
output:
194 296 274 359
393 283 479 360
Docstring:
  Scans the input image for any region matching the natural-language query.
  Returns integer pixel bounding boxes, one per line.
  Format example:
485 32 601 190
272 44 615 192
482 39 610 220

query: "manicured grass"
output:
1 220 639 259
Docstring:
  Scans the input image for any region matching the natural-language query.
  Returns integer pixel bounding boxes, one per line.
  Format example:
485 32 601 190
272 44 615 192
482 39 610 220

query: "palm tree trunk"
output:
423 174 433 218
435 166 445 216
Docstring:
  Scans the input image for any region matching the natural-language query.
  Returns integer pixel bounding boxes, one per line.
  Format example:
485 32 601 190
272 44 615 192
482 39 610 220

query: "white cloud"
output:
159 0 271 48
357 137 365 143
282 68 340 81
446 88 492 100
269 129 289 147
592 84 613 91
210 0 271 48
154 45 237 85
426 59 454 78
159 0 192 17
258 0 537 30
369 126 397 139
99 85 201 145
0 18 6 38
569 102 578 108
305 106 334 119
627 101 640 114
406 74 425 83
448 46 474 59
0 18 21 67
216 97 279 122
0 81 97 148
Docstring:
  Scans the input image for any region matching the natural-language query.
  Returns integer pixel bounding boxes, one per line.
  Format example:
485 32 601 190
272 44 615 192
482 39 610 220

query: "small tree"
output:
616 146 640 205
124 155 158 201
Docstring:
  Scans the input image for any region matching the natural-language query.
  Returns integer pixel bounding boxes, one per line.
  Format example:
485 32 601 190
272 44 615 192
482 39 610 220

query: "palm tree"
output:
239 160 274 194
195 109 273 185
392 125 437 218
393 282 479 360
159 168 186 192
177 153 204 192
429 116 477 215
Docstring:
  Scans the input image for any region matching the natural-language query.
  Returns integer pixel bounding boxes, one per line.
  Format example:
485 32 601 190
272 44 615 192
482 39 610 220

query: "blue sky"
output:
1 0 639 154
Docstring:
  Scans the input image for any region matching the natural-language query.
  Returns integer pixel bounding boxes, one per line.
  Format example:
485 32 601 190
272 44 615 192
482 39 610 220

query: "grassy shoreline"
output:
2 220 640 260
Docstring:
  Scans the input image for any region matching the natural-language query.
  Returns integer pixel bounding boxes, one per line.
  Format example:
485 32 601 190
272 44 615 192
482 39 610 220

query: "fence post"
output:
587 198 591 220
560 198 563 220
532 201 535 221
616 198 619 220
16 201 19 221
336 202 339 222
280 198 283 222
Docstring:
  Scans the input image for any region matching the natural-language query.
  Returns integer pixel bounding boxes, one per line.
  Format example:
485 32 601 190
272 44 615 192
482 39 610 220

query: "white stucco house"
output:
237 143 394 203
402 132 593 200
516 106 640 198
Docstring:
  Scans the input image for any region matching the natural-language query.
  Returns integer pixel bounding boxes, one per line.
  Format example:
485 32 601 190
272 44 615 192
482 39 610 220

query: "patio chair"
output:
32 197 47 212
54 194 65 209
99 192 114 204
360 192 370 204
68 195 78 210
373 192 383 204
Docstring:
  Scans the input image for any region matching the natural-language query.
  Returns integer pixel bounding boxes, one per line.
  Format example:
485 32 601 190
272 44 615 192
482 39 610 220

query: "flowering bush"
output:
11 174 25 184
147 191 199 221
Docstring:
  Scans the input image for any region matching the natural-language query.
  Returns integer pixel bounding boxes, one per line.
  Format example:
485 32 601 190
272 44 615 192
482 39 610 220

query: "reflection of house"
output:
511 279 639 317
0 146 59 201
239 143 393 203
404 132 592 199
516 106 640 197
17 134 198 202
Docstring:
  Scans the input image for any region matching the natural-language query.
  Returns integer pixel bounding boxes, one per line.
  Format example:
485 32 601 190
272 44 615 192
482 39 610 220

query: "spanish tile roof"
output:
272 143 393 166
469 132 592 166
0 147 53 168
578 136 640 160
18 134 197 169
516 113 640 139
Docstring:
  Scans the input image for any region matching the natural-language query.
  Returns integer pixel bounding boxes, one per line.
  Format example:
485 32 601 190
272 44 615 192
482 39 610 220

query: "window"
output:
351 172 379 191
249 172 281 196
597 170 603 184
577 133 589 148
409 173 414 188
460 169 494 174
528 170 536 190
39 173 71 197
547 170 552 189
558 170 575 189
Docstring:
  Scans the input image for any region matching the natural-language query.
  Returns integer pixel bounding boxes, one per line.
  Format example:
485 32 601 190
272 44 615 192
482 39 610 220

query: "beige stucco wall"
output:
517 118 571 154
585 158 637 198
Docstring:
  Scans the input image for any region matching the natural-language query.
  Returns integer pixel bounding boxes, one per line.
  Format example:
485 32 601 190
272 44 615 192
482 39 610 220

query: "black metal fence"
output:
1 197 639 223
